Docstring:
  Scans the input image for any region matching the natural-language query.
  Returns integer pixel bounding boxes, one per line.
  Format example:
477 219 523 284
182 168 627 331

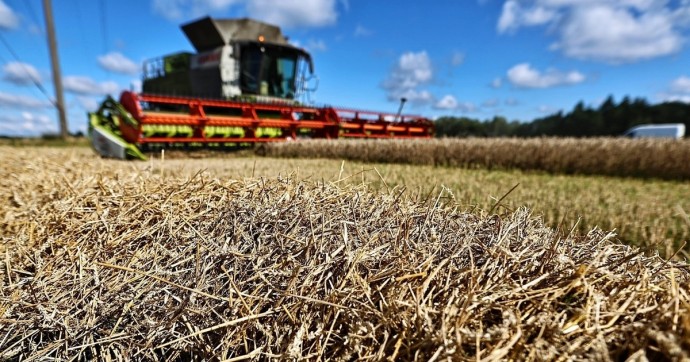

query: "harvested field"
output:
3 146 688 253
262 138 690 180
84 148 690 255
2 147 690 360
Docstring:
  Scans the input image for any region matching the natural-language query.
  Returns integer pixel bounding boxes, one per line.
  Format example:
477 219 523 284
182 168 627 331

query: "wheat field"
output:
104 147 689 256
262 138 690 180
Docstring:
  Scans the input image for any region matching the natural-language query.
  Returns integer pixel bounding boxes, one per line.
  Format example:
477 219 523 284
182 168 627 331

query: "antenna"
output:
394 97 407 122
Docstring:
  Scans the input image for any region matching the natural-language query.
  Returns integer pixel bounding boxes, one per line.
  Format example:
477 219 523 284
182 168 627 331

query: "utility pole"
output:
43 0 68 139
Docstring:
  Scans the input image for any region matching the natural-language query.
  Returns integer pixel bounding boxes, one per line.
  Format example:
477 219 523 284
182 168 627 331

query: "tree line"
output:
434 96 690 138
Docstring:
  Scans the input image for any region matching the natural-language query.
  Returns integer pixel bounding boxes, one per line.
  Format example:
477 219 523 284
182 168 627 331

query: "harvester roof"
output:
181 16 289 52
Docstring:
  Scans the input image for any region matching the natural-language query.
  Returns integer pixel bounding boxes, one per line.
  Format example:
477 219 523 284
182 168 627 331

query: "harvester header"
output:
88 17 433 160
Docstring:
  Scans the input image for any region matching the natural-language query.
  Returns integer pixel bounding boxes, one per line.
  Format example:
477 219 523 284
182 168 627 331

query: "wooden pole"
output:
42 0 68 139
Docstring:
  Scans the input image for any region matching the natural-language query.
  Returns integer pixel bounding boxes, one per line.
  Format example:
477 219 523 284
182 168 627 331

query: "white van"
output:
623 123 686 139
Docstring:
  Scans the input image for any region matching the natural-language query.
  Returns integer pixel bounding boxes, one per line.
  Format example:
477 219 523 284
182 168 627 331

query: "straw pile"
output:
261 138 690 180
2 148 689 361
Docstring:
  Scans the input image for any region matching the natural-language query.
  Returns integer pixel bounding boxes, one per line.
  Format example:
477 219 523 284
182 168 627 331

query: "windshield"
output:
240 43 306 99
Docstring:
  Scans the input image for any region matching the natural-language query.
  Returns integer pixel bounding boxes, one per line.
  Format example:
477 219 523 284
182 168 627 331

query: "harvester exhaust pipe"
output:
394 97 407 122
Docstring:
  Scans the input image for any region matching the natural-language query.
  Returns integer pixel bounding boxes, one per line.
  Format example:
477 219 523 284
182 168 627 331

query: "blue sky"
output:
2 0 690 136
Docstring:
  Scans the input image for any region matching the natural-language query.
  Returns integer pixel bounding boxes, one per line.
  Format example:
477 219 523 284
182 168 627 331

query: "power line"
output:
99 0 108 53
71 0 91 61
8 0 43 33
23 0 44 32
0 32 56 106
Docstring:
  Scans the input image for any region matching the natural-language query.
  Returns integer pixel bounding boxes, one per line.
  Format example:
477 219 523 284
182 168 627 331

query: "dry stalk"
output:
0 146 689 361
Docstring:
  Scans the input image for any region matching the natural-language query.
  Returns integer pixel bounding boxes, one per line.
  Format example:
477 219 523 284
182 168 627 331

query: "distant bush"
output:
40 133 62 140
436 96 690 138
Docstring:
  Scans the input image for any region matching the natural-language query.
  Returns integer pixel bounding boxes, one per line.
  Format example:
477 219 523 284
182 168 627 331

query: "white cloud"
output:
482 98 500 107
538 0 659 11
339 0 349 11
505 98 519 106
354 24 372 37
0 92 51 108
151 0 181 20
292 38 328 51
497 0 519 33
306 39 327 52
0 0 19 29
131 79 143 93
21 112 52 126
670 76 690 93
97 52 140 75
451 51 465 67
76 96 100 112
458 102 478 113
498 0 558 33
63 76 119 96
397 89 434 105
153 0 338 28
382 51 433 90
206 0 243 8
537 105 558 113
434 95 459 110
433 95 476 113
381 51 435 105
675 3 690 26
152 0 243 20
506 63 585 88
556 5 682 62
662 94 690 103
2 62 42 85
490 77 503 88
0 112 57 137
497 0 690 63
246 0 338 28
659 75 690 103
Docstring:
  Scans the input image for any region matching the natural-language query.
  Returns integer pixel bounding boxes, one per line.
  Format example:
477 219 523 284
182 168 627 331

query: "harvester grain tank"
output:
88 17 433 160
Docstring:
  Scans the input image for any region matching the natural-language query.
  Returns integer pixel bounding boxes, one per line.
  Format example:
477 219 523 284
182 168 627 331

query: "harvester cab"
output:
88 17 433 160
142 17 314 102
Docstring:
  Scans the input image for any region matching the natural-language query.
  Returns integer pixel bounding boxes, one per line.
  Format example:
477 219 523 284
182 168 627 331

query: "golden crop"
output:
263 138 690 179
1 146 688 360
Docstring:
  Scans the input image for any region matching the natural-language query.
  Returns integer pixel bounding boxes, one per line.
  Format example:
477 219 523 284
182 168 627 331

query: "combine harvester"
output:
89 17 434 160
